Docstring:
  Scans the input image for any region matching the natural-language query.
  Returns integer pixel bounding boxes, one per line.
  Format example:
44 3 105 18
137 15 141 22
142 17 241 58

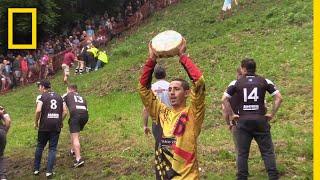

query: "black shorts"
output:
68 113 88 133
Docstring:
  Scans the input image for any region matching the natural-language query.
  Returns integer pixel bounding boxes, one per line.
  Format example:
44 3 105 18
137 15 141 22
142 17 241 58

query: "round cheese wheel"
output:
151 30 183 58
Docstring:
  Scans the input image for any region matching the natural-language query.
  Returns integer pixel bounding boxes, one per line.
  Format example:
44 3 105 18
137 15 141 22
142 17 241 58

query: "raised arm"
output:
178 40 205 130
138 44 166 122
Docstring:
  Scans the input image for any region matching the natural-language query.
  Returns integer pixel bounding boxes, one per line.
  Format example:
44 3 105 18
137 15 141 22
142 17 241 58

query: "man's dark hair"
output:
37 80 51 89
154 65 166 80
172 78 190 90
68 84 78 91
241 58 256 74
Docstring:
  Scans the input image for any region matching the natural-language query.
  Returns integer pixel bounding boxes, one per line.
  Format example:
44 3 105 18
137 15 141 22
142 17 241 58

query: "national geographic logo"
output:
8 8 37 49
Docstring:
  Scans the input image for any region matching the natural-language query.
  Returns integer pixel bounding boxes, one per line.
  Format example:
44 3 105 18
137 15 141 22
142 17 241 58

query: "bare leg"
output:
71 133 81 161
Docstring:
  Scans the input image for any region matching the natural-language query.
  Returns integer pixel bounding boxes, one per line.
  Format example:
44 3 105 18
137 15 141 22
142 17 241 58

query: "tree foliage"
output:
0 0 124 52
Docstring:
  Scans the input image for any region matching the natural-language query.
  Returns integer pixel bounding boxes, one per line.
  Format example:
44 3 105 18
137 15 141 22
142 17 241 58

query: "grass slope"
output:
0 0 312 179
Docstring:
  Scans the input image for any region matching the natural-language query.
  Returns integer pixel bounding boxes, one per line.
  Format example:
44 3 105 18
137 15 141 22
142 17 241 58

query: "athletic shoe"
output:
33 170 40 176
73 159 84 168
46 172 54 179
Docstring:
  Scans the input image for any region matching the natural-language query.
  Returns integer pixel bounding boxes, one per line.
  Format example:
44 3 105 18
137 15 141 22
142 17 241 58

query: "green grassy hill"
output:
0 0 312 179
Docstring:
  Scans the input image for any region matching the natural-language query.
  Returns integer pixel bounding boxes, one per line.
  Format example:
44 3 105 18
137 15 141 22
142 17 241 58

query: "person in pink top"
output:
39 52 49 80
62 51 77 84
19 55 29 85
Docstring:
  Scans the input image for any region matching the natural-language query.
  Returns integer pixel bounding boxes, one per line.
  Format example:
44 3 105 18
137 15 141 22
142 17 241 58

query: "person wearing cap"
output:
33 80 67 178
0 106 11 180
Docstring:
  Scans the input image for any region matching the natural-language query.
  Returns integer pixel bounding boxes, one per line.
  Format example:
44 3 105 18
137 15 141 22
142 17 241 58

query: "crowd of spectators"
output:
0 0 180 93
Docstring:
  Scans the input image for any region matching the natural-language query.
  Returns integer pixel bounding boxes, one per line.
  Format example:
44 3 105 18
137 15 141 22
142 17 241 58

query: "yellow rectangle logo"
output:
8 8 37 49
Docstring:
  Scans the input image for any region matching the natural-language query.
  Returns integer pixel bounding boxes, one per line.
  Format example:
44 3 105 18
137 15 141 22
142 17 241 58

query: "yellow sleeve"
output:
190 76 205 135
138 84 167 123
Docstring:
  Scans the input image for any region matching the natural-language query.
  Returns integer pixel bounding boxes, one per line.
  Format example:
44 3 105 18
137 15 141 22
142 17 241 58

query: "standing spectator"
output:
33 80 67 178
139 40 206 179
0 62 6 91
116 12 124 23
105 18 113 37
19 55 29 85
72 36 80 47
99 16 106 28
222 58 283 180
47 45 55 56
86 25 95 41
220 0 232 20
62 51 77 84
26 53 36 81
63 84 89 167
95 26 108 47
125 4 134 17
0 106 11 180
3 58 12 89
12 55 21 87
80 31 88 42
103 10 109 20
39 52 49 80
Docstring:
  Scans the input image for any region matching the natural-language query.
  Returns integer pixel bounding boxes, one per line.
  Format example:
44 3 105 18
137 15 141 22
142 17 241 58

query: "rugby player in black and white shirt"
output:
221 68 242 154
33 80 67 178
222 58 283 180
62 84 88 168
